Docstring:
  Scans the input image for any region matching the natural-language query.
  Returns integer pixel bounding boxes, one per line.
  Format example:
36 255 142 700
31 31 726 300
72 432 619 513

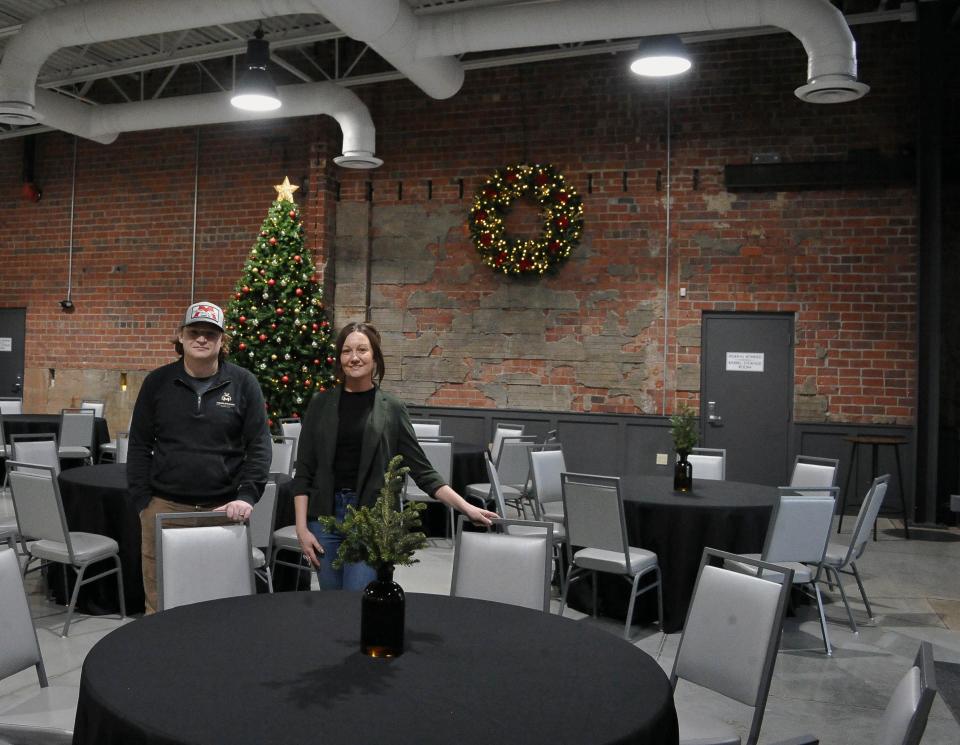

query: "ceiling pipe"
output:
416 0 868 103
34 82 381 167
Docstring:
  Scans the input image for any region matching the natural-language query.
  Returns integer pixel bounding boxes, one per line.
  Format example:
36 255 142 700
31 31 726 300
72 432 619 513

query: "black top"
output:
334 387 376 490
73 593 679 745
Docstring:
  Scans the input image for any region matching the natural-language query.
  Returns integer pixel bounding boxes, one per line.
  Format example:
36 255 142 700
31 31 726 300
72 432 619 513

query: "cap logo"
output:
192 304 221 322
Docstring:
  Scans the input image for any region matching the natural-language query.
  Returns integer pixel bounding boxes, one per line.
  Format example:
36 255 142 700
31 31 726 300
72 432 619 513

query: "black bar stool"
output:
839 434 910 539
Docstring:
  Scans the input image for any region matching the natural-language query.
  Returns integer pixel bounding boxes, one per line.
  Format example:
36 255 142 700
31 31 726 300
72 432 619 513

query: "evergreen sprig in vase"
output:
670 405 699 492
317 455 427 657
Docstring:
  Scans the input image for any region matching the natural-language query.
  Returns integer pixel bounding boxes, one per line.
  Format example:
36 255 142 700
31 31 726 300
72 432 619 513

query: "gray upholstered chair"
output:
450 515 553 612
789 455 839 491
671 548 794 745
687 447 726 480
400 436 454 539
155 511 255 611
558 472 663 639
56 409 95 463
79 399 104 418
0 547 76 744
5 463 125 637
816 474 890 633
465 435 536 511
249 480 278 593
490 423 525 460
0 398 23 415
269 435 297 477
10 436 60 476
770 642 937 745
114 431 130 464
724 487 838 655
279 417 302 463
528 446 566 522
410 418 442 438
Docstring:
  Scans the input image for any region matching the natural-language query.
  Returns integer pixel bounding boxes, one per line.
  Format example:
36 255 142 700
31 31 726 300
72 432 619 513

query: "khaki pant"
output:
139 497 231 614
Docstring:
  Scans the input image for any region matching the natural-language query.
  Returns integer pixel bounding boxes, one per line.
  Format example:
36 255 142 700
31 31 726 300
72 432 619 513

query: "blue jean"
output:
307 489 377 591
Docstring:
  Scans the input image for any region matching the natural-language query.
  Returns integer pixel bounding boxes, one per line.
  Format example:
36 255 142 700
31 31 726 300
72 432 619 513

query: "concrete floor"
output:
2 516 959 744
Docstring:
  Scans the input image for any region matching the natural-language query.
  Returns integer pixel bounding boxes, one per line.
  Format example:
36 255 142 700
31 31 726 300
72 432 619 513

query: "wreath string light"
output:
469 163 584 276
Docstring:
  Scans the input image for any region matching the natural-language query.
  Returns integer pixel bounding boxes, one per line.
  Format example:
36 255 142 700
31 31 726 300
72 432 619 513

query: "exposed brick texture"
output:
0 22 925 427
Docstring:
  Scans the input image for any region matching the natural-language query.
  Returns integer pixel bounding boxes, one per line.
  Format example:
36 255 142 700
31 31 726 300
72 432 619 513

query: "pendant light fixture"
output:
231 26 281 112
630 35 692 78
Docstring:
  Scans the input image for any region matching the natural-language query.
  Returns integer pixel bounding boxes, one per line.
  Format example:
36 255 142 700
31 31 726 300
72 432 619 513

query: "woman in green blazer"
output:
291 322 497 589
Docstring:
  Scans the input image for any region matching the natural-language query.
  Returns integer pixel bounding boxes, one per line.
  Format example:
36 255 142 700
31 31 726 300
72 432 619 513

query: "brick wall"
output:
0 21 920 428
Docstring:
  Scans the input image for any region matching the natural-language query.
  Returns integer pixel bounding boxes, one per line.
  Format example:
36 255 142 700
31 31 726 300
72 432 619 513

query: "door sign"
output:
725 352 764 372
0 337 12 352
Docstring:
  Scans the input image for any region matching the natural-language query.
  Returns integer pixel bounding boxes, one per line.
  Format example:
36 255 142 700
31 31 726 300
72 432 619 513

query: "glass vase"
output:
361 564 405 658
674 450 693 492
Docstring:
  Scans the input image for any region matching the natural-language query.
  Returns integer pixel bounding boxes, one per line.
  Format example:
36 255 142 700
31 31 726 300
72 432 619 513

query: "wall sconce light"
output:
630 35 692 78
59 298 75 312
49 368 56 388
120 372 128 392
230 26 281 112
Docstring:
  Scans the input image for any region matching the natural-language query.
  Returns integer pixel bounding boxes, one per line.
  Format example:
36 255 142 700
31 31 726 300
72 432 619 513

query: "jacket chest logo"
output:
216 391 235 408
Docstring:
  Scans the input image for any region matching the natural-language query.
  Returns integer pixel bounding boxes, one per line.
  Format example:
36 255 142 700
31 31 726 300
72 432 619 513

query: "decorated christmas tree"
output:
225 177 338 429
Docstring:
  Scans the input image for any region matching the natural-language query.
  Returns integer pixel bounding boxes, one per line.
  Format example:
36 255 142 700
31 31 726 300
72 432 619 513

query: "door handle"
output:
12 375 22 394
707 400 723 426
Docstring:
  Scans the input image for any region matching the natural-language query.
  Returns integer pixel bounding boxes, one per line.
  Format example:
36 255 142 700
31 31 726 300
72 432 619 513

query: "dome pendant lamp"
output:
630 35 692 78
231 26 281 111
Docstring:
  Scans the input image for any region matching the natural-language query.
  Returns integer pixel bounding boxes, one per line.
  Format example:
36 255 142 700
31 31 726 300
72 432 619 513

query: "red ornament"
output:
267 278 276 286
519 258 533 271
312 323 319 331
556 216 569 229
293 255 302 263
474 210 487 222
267 418 273 427
483 187 498 199
304 380 312 388
506 172 518 182
235 292 241 299
276 307 284 315
238 342 247 351
535 173 549 186
496 251 507 266
269 237 277 245
238 316 246 324
270 323 277 330
326 356 334 364
295 288 303 296
321 320 329 328
289 210 296 219
281 375 289 384
480 233 493 246
242 286 250 293
548 240 560 253
314 359 321 366
261 231 268 237
259 269 266 275
556 192 569 204
319 386 326 392
258 334 268 342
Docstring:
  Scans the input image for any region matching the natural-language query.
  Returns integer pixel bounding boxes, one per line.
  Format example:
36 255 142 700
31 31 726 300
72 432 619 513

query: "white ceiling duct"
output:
0 0 867 150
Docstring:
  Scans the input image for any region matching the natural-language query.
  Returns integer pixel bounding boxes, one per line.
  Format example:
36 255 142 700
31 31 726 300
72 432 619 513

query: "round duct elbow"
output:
795 75 869 104
0 100 41 125
333 151 384 169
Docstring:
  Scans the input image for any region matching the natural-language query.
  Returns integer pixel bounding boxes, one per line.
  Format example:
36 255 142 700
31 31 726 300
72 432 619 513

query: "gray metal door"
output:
700 312 793 486
0 308 26 398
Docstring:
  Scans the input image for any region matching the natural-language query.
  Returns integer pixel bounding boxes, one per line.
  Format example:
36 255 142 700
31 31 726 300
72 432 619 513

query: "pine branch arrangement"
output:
317 455 428 570
669 404 699 453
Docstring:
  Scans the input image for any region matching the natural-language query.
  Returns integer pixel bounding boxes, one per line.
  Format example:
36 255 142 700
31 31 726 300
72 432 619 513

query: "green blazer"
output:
290 387 446 520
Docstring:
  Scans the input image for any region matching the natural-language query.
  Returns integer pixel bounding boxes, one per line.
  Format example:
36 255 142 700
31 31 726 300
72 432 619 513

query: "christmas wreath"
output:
469 163 584 276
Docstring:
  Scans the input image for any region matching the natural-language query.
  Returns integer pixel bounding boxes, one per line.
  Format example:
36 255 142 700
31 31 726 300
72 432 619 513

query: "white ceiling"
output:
0 0 915 141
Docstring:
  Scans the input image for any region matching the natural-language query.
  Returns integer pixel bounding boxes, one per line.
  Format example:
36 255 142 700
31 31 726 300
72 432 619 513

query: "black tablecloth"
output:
567 475 775 633
73 592 679 745
3 414 110 460
56 464 144 614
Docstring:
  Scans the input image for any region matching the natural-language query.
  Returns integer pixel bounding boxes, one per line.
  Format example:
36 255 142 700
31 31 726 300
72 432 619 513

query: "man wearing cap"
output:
128 301 272 613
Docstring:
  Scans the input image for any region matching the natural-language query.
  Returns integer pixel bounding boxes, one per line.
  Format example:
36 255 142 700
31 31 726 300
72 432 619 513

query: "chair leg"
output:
624 571 645 641
591 570 598 618
811 581 832 656
849 561 874 620
827 565 859 633
62 564 86 637
113 555 126 620
655 567 664 630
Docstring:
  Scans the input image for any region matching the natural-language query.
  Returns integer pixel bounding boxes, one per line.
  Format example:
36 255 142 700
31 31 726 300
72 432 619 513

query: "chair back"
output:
789 455 839 492
0 547 47 685
877 642 937 745
848 475 890 561
411 418 442 439
59 408 94 449
529 448 566 509
5 464 72 559
279 418 302 460
10 435 60 476
270 435 297 476
79 399 105 418
496 438 537 489
687 447 726 480
404 438 453 500
156 511 255 611
491 424 525 461
762 488 837 566
672 549 793 745
0 398 22 415
115 431 131 464
561 472 630 563
249 480 278 550
450 516 552 612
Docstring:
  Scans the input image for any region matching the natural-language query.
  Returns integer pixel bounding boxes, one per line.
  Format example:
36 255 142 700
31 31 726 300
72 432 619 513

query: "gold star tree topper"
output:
274 176 300 203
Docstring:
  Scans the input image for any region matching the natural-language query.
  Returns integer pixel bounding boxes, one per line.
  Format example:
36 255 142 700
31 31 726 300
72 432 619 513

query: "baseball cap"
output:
182 301 225 331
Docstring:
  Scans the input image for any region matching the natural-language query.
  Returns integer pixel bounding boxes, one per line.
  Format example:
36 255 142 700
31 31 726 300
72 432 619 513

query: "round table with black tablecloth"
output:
2 414 110 461
56 464 144 614
73 592 679 745
566 475 776 634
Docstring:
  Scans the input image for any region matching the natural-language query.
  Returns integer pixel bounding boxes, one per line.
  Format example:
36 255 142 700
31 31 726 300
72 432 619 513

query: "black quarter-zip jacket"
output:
127 358 272 512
